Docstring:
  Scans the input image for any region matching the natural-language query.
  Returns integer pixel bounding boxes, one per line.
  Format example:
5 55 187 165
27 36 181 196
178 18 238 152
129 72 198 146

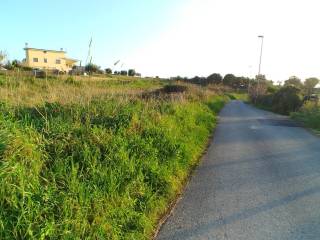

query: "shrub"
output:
85 63 100 73
105 68 112 74
256 94 274 109
292 103 320 130
128 69 136 77
121 70 128 76
272 86 302 114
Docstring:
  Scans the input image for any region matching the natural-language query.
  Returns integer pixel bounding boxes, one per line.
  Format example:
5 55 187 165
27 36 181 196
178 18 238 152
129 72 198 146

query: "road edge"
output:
152 116 222 239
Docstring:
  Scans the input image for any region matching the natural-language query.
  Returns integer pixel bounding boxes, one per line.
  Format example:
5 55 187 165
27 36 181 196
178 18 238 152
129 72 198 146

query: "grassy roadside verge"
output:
227 92 249 102
291 103 320 133
0 75 228 239
248 92 320 133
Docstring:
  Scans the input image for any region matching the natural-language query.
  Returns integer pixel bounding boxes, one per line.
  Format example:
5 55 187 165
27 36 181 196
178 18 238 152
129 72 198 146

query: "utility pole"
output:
86 37 93 66
258 35 264 76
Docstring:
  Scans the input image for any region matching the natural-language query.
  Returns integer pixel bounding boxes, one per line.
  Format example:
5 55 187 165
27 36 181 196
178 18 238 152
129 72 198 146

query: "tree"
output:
223 74 237 87
284 76 303 89
105 68 112 74
188 76 206 85
207 73 223 84
85 63 100 73
11 60 22 69
304 77 319 95
128 69 136 77
249 81 268 103
120 70 128 76
256 74 266 81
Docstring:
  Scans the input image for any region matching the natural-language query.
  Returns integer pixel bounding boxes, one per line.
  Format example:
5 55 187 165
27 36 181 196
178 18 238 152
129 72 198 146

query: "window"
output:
33 58 39 63
56 59 61 64
44 58 48 63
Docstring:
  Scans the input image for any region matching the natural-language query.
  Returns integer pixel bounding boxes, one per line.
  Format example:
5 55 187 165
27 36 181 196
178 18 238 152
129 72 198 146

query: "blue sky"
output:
2 0 320 81
1 0 185 71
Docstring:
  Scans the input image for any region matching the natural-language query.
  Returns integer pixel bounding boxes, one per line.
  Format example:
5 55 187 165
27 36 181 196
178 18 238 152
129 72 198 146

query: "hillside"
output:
0 72 228 239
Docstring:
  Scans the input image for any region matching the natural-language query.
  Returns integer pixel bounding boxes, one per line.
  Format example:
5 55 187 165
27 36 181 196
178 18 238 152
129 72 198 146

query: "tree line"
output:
173 73 255 89
249 76 319 114
172 72 319 115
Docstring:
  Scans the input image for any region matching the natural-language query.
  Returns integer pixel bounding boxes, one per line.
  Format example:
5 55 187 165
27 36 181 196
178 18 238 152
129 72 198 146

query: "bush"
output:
272 86 302 114
105 68 112 74
121 70 128 76
128 69 136 77
256 94 274 109
292 103 320 130
85 63 100 73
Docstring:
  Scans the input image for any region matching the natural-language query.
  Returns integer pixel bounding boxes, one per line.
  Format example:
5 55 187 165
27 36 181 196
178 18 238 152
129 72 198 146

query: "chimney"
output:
60 48 63 51
25 42 29 49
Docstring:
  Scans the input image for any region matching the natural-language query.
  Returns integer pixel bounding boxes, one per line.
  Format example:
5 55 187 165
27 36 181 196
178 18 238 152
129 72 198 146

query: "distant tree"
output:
11 59 22 69
223 74 237 87
256 74 266 81
85 63 100 73
207 73 223 84
249 80 268 103
173 76 184 81
304 77 319 95
120 70 128 76
189 76 206 85
284 76 303 89
128 69 136 76
105 68 112 74
236 77 251 89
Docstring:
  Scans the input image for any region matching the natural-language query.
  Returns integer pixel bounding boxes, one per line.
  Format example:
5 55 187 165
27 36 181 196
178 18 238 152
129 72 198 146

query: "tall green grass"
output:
291 103 320 132
0 76 228 239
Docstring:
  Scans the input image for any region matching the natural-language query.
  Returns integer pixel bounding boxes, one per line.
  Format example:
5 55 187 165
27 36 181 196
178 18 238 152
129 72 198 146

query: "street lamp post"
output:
258 35 264 77
256 35 264 100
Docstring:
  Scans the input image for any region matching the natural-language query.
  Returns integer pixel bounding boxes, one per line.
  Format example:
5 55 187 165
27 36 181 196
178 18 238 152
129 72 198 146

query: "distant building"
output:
23 45 78 72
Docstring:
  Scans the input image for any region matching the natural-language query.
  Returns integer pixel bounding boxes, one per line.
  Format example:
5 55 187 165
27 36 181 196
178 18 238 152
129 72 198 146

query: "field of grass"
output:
291 102 320 132
0 72 228 239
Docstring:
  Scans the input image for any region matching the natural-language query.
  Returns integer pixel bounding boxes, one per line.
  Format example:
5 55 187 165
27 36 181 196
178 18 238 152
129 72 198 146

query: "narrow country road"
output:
157 101 320 240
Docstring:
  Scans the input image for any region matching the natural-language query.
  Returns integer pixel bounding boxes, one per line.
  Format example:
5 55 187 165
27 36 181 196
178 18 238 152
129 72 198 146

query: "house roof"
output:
63 58 79 63
24 48 66 53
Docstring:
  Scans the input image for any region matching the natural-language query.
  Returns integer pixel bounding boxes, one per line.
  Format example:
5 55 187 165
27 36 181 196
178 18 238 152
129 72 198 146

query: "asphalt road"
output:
157 101 320 240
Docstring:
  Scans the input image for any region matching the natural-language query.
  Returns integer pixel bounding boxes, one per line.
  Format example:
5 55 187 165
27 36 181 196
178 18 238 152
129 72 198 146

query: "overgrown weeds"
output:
291 102 320 131
0 73 228 239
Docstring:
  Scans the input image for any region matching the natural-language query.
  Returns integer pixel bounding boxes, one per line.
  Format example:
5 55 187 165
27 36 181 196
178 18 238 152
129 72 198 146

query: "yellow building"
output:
23 47 78 72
